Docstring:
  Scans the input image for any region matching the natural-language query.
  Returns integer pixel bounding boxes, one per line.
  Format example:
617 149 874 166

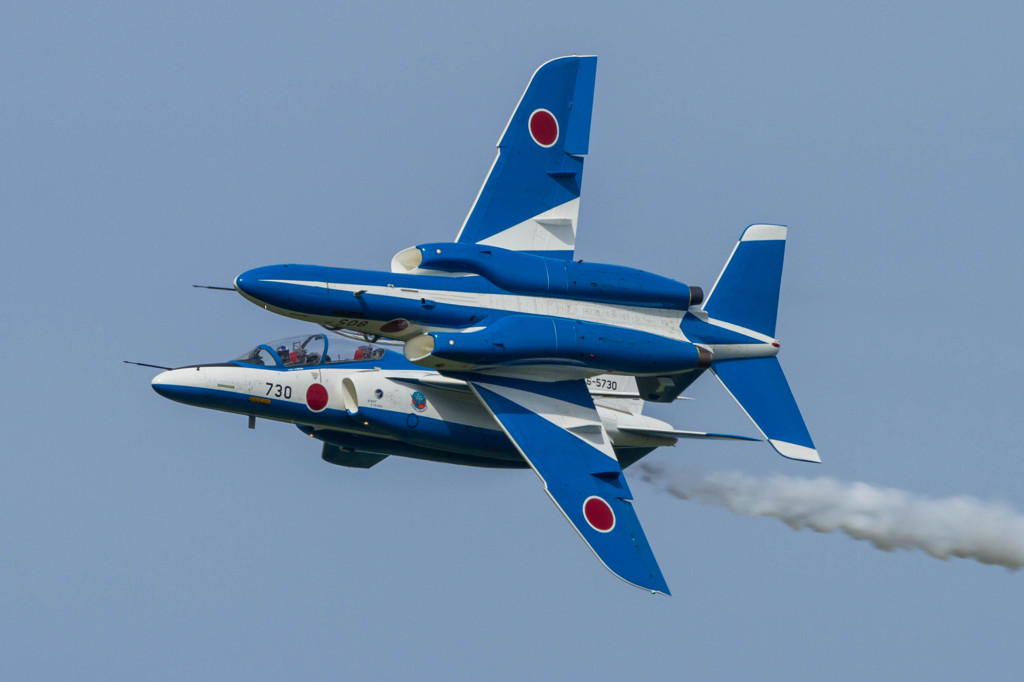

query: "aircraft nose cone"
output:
151 368 199 404
152 369 178 399
234 270 261 298
234 266 297 308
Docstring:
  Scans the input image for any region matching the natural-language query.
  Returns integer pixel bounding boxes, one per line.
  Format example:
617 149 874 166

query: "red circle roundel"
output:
306 383 329 412
583 496 615 533
529 109 559 147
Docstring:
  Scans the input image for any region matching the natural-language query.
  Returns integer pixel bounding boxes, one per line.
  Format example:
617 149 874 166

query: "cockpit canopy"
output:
232 333 390 368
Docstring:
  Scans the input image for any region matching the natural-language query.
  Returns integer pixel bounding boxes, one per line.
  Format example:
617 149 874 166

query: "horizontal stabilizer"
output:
712 357 819 462
617 426 760 442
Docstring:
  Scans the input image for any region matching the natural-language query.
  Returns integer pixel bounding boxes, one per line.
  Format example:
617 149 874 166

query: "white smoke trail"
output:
637 463 1024 569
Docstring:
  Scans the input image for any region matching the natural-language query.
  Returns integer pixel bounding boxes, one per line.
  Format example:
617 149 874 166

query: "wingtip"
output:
768 439 821 462
623 575 670 596
741 224 787 242
607 564 670 596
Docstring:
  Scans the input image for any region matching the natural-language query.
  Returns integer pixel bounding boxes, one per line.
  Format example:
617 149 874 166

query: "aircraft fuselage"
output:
151 348 676 469
234 252 777 379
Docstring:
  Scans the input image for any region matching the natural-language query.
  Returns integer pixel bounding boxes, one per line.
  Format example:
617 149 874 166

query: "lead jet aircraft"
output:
149 331 753 470
231 56 818 594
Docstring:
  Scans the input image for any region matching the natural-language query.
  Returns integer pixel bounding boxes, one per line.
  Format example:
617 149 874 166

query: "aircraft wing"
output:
455 56 596 260
465 375 669 594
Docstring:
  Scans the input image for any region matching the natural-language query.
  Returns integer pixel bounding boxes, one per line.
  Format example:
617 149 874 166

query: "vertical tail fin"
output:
700 224 819 462
702 224 787 338
455 56 597 260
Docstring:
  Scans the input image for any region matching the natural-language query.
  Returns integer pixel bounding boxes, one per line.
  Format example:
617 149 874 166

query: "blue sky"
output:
3 2 1022 679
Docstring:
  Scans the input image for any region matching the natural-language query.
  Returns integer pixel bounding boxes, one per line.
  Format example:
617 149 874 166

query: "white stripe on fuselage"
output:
265 279 689 340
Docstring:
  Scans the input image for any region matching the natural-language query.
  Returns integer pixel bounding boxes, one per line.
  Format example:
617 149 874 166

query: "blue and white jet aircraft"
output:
150 331 753 470
229 56 818 594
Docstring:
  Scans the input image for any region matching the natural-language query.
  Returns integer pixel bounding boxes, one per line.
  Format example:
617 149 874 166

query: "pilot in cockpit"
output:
275 345 289 364
353 345 385 361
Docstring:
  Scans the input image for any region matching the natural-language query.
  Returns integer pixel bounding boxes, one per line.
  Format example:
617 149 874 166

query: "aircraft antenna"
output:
123 360 173 370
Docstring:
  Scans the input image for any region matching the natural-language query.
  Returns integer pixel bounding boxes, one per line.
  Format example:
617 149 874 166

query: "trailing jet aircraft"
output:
229 56 818 594
149 331 754 470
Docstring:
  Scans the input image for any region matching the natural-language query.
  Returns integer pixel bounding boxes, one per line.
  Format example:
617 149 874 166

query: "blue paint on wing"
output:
470 379 670 594
457 56 596 257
